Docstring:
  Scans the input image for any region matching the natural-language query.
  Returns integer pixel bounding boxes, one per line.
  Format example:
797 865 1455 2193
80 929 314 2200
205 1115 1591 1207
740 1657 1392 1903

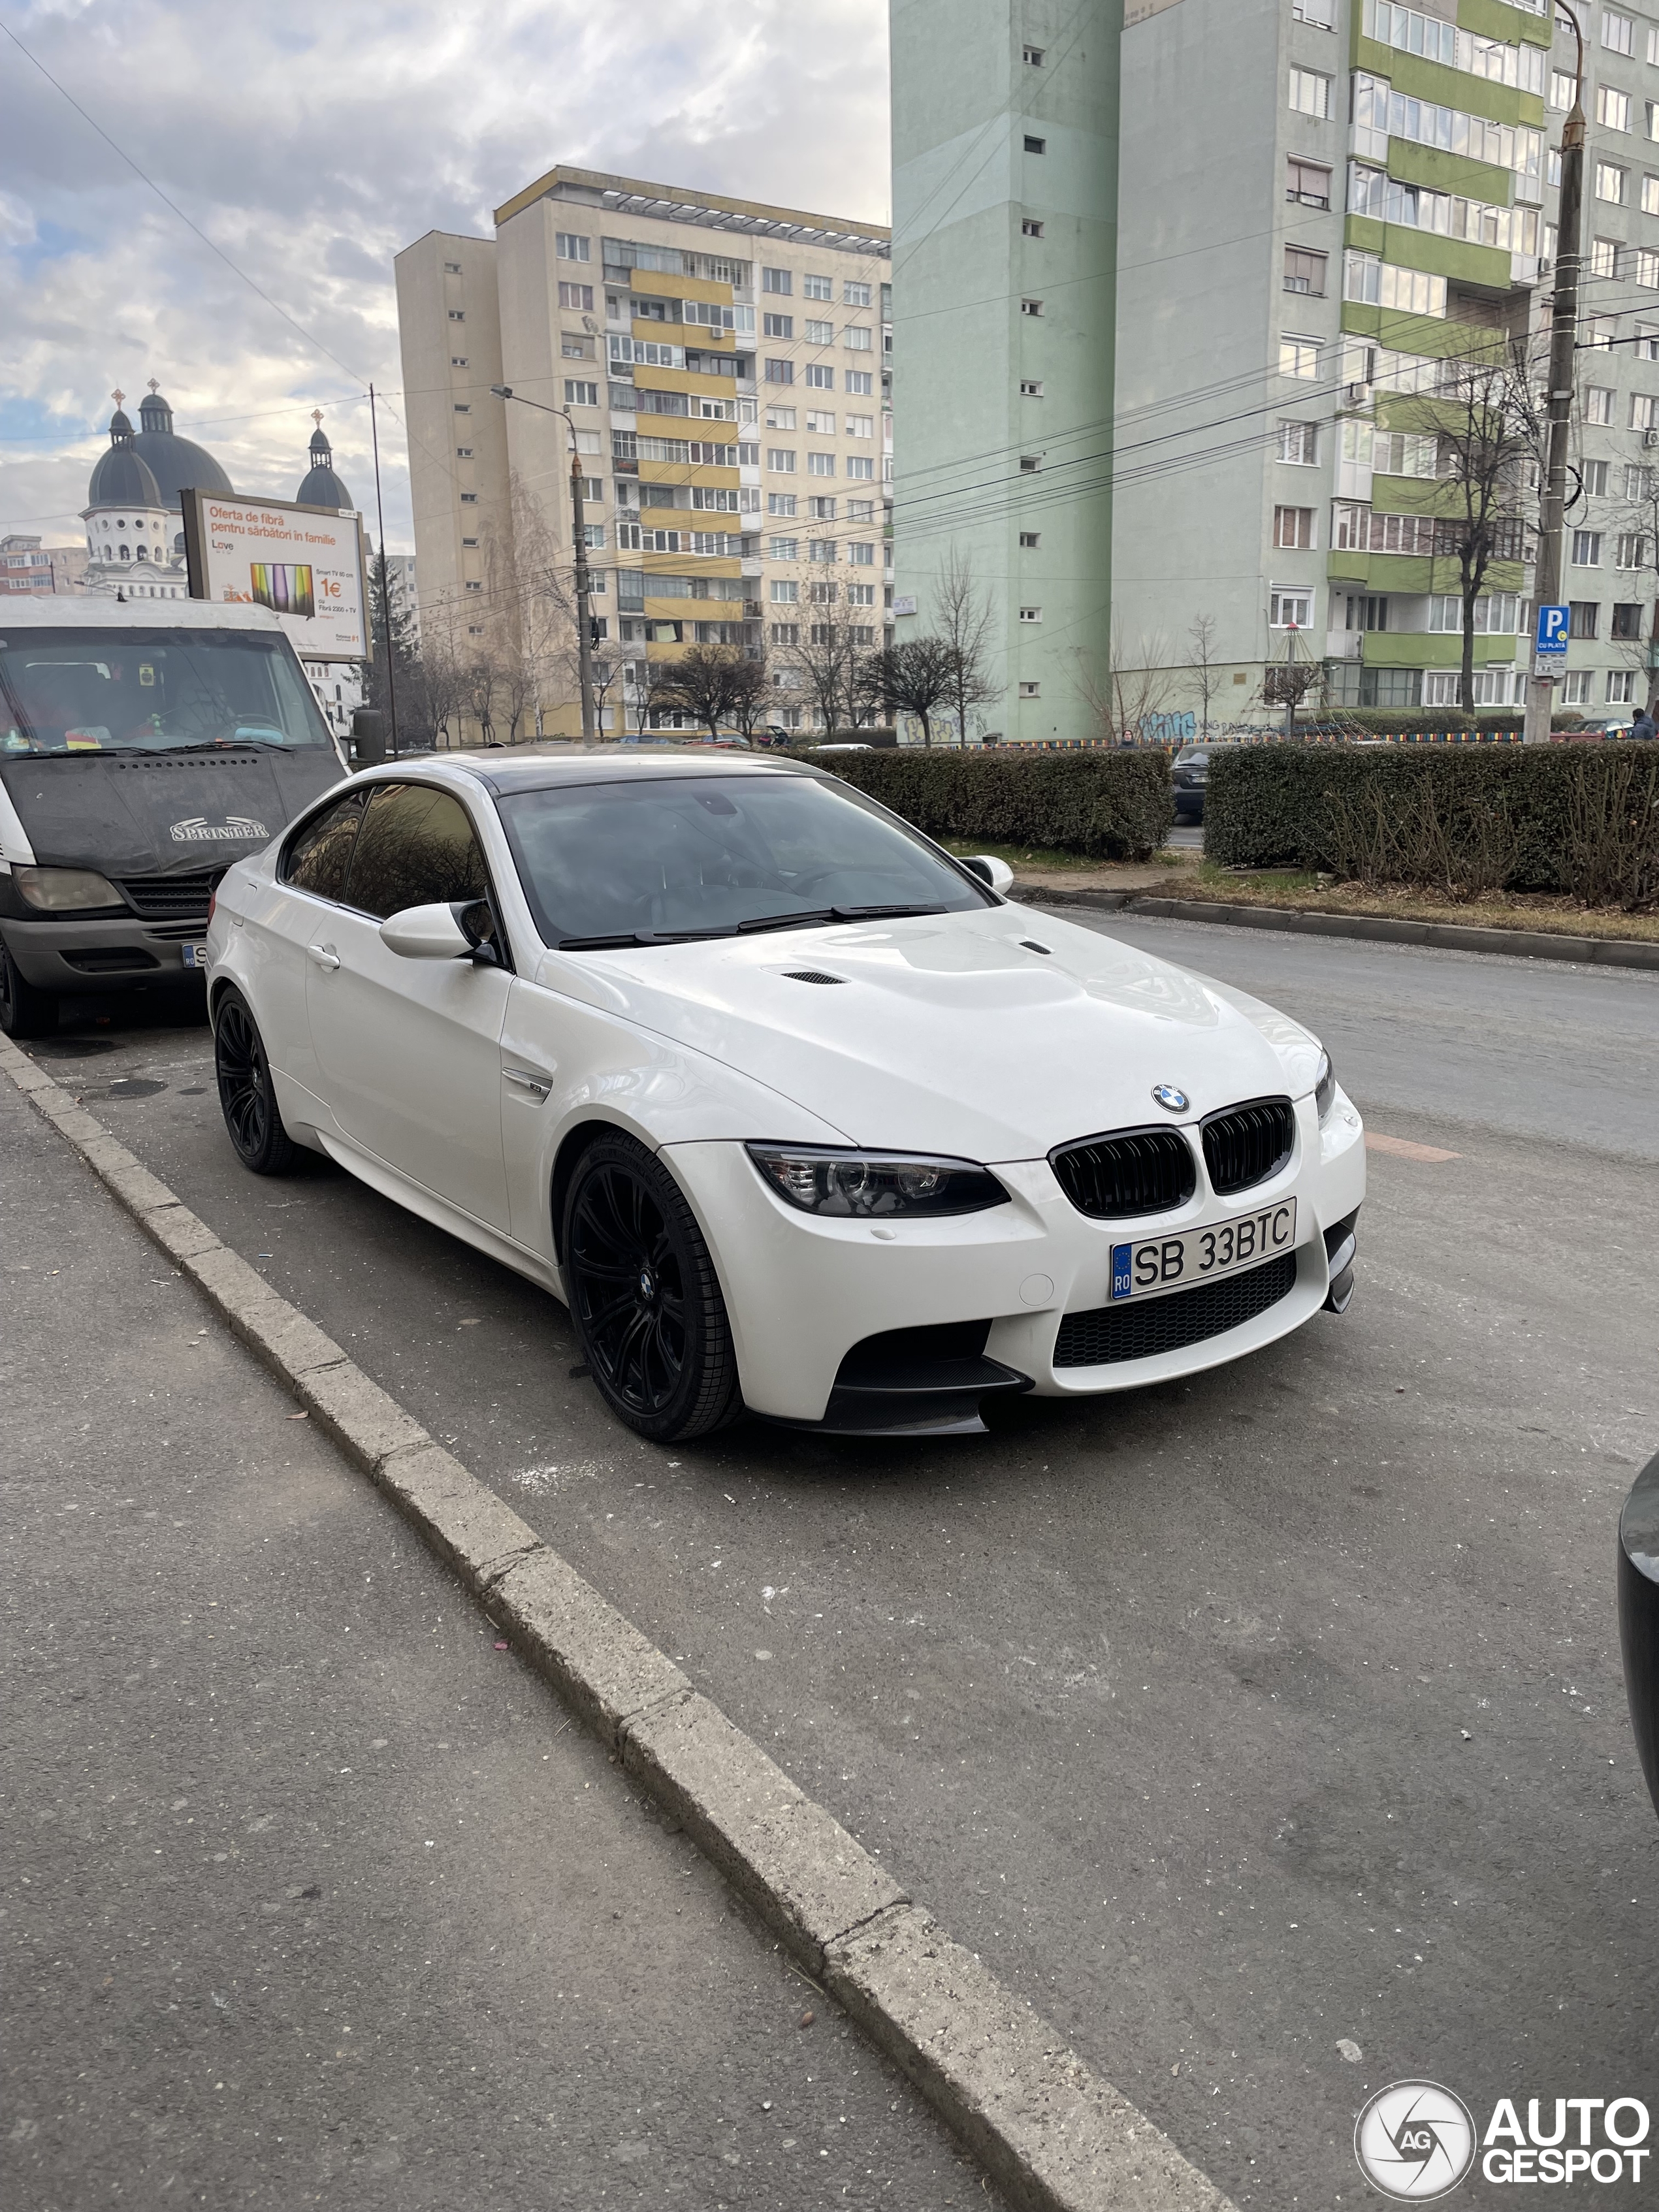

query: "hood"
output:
0 748 342 877
534 906 1325 1161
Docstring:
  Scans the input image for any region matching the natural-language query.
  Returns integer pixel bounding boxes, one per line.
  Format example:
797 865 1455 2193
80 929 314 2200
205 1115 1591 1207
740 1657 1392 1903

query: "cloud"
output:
0 0 890 546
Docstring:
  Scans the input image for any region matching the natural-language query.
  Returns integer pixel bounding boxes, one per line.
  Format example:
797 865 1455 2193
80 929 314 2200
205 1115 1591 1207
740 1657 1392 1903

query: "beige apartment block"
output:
395 166 892 738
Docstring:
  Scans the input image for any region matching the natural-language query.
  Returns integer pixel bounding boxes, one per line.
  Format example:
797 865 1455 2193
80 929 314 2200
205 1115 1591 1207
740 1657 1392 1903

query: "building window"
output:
848 541 875 566
1344 251 1445 315
1020 379 1044 397
1280 334 1321 379
464 580 481 593
765 359 794 384
1019 530 1040 547
461 535 479 548
1018 605 1042 622
805 320 834 347
1344 594 1389 632
808 540 838 566
1572 529 1604 566
764 312 794 338
767 491 797 516
1018 680 1040 698
845 325 873 351
443 259 462 273
1551 70 1576 110
1587 385 1616 424
803 274 833 301
762 266 792 295
1283 246 1327 297
451 355 468 366
1288 68 1332 119
766 404 796 429
1022 217 1045 238
564 380 599 406
1274 505 1315 549
1600 84 1633 132
448 310 464 322
848 583 876 606
1570 600 1600 639
770 623 800 647
556 232 590 262
1023 134 1046 153
1608 668 1637 703
1020 297 1044 317
767 447 797 472
1616 534 1651 569
769 536 799 561
843 413 873 438
1286 156 1332 209
559 281 594 310
1269 586 1314 628
1278 420 1318 464
808 452 836 476
1428 593 1519 633
846 455 875 480
804 362 833 390
1590 238 1619 279
453 402 471 413
1613 601 1646 637
1023 42 1044 63
1583 460 1608 497
455 445 473 458
460 492 477 504
1604 7 1635 56
1562 669 1594 704
1597 161 1628 203
770 579 799 604
845 282 872 308
845 370 873 395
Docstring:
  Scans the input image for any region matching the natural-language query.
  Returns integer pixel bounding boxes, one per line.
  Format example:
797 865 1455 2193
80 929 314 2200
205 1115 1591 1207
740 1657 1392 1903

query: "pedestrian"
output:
1632 702 1658 741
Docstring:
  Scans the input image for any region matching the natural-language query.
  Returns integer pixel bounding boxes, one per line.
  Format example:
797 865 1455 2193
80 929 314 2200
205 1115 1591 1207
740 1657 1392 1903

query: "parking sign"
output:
1535 603 1570 656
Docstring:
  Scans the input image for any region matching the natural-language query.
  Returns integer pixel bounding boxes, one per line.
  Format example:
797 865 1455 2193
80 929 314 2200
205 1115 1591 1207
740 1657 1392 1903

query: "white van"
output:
0 600 356 1036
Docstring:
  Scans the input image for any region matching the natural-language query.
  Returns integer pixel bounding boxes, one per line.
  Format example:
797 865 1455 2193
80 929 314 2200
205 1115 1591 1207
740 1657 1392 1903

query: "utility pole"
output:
1524 1 1585 745
568 447 598 746
368 384 400 757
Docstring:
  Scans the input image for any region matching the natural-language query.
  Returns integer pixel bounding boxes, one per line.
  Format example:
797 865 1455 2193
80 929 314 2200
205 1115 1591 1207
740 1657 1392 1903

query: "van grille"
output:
1054 1251 1298 1367
117 871 220 919
1201 1098 1294 1195
1050 1127 1195 1219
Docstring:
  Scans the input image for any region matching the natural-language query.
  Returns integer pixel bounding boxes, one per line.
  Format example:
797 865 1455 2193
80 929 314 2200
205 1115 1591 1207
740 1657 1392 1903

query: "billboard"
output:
182 489 370 661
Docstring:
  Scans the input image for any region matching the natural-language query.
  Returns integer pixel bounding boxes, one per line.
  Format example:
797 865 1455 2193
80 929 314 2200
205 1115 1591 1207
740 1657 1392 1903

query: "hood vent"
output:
780 969 848 986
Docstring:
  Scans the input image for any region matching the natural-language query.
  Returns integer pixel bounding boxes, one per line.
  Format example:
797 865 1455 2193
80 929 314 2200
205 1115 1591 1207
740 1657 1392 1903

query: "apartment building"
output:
395 167 892 737
890 1 1121 742
0 534 88 596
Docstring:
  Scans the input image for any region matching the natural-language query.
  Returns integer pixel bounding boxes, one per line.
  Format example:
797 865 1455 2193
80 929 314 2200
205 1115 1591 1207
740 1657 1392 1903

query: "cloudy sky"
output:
0 0 890 551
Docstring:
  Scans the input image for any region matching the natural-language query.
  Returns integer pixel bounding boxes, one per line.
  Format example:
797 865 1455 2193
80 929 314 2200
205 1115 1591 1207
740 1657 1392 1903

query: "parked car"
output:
204 748 1365 1443
1170 743 1212 821
0 600 349 1037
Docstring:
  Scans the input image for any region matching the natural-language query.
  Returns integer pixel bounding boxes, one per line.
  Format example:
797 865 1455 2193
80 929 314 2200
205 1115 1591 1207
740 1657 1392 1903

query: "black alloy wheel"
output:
562 1131 741 1443
0 940 58 1040
214 989 297 1176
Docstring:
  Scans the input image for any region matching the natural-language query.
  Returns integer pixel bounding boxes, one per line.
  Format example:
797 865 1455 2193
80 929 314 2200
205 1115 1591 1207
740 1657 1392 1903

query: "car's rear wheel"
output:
562 1131 741 1443
0 941 57 1040
214 989 298 1175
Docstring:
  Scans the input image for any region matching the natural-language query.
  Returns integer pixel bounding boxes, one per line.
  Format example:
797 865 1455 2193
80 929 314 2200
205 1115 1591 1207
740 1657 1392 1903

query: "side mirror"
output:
962 854 1015 897
1619 1452 1659 1821
378 903 475 960
350 707 387 768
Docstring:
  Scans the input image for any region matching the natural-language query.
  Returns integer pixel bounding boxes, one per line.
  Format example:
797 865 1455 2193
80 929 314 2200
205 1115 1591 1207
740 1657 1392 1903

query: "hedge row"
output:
1206 742 1659 908
793 746 1173 861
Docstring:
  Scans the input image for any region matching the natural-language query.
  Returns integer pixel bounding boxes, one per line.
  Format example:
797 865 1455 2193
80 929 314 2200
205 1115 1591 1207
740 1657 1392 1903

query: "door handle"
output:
307 942 341 972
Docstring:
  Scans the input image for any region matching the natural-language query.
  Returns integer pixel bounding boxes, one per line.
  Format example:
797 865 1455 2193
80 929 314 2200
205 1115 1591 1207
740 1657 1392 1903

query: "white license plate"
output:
1110 1198 1298 1302
180 942 210 970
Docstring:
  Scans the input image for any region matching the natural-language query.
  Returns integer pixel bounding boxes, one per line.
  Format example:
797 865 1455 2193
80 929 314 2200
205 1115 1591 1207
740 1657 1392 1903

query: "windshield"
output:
496 771 991 945
0 628 336 756
1176 747 1211 765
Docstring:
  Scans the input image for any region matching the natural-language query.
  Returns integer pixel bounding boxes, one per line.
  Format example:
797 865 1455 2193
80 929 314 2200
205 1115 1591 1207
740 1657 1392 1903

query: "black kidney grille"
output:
1050 1127 1196 1219
118 871 221 919
1054 1251 1298 1368
1202 1097 1295 1195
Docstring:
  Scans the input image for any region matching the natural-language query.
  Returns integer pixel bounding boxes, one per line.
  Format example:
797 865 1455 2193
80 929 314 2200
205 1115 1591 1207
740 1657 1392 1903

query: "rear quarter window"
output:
282 792 366 901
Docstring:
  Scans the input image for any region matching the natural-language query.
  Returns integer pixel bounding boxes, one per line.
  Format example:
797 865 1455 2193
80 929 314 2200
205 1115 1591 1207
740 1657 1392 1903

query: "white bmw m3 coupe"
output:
205 749 1364 1442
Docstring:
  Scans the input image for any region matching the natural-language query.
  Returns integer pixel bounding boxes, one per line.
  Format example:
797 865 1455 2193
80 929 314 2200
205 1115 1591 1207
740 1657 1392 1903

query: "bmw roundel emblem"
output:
1152 1084 1189 1113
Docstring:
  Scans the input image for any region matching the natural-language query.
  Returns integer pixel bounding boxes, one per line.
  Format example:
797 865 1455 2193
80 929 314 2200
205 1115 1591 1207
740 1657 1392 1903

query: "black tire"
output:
0 940 57 1040
562 1131 742 1443
214 988 298 1176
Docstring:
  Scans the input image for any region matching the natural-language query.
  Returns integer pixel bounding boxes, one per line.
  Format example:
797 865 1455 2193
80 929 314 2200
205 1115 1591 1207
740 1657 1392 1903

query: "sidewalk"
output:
0 1072 988 2211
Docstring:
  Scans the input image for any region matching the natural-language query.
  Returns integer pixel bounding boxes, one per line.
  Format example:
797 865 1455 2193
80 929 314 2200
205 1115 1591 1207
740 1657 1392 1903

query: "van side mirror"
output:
962 854 1014 896
350 707 387 768
1618 1452 1659 1820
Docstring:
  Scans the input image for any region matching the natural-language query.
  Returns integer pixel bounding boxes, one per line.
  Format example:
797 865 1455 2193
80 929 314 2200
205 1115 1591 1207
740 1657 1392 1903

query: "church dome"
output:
130 385 233 510
296 418 353 511
88 404 163 510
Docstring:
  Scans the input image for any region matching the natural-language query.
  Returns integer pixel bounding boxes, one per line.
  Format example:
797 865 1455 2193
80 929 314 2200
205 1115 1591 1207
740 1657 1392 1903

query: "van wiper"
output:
127 737 295 754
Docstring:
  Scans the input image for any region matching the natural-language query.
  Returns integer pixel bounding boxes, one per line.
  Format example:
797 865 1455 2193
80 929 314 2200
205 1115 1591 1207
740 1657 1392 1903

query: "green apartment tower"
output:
890 0 1124 742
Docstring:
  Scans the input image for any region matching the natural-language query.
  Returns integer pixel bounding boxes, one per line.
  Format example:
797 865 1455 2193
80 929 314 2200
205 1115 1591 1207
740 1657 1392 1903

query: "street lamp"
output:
1524 0 1585 744
490 384 598 745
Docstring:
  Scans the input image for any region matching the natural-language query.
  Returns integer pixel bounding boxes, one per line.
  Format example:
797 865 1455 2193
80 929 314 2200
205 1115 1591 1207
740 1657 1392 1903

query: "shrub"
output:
1206 743 1659 908
790 746 1172 861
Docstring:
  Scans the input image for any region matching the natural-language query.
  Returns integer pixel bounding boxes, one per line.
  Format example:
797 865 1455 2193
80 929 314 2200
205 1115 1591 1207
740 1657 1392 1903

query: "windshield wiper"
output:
556 927 738 950
558 904 950 951
735 902 948 933
127 737 297 754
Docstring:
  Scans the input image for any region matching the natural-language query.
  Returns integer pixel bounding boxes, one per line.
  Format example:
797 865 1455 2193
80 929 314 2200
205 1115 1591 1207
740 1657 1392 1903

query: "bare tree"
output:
1072 629 1174 743
418 620 468 749
933 545 1001 745
589 649 623 737
869 637 955 746
783 573 869 734
1184 613 1223 740
648 645 750 741
507 466 576 730
461 654 500 746
726 653 773 741
1432 342 1541 714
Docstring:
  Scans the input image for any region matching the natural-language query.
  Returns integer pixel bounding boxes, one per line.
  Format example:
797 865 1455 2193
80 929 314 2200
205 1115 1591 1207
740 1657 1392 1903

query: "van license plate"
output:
181 942 210 970
1110 1198 1297 1301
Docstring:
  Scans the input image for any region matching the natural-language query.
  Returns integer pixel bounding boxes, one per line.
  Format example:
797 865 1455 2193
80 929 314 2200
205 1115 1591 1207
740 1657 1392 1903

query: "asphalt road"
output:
11 916 1659 2211
0 1064 988 2210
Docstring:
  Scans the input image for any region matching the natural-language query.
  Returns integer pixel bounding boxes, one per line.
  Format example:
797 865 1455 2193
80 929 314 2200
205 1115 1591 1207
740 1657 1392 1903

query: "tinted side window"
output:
344 782 489 920
283 793 365 901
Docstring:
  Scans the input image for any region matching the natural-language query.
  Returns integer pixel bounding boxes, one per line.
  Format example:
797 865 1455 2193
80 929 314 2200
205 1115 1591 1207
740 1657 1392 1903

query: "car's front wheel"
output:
214 989 298 1176
0 941 57 1040
562 1131 741 1443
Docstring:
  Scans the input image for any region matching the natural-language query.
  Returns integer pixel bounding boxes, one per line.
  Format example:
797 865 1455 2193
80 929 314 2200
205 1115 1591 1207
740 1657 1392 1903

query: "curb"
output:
1016 882 1659 969
0 1030 1236 2212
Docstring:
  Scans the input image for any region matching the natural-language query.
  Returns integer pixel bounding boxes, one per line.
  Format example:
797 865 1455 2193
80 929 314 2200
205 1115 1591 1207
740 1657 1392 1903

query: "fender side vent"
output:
781 969 848 985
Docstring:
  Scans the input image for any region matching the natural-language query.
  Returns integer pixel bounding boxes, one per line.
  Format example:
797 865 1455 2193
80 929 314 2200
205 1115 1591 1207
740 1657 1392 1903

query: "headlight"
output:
1314 1050 1338 1124
746 1143 1010 1218
14 865 124 912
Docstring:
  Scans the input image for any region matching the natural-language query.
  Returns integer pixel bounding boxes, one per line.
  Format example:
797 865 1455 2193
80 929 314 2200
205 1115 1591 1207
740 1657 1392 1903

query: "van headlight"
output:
1314 1051 1338 1124
14 865 124 912
746 1144 1010 1218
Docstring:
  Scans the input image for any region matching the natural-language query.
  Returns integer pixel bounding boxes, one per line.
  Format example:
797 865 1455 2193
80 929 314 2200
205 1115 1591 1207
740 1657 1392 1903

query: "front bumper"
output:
666 1091 1366 1426
1 914 208 995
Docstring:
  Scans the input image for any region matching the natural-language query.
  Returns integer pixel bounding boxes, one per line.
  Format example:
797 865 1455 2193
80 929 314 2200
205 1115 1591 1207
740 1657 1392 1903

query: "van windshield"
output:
0 628 335 756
